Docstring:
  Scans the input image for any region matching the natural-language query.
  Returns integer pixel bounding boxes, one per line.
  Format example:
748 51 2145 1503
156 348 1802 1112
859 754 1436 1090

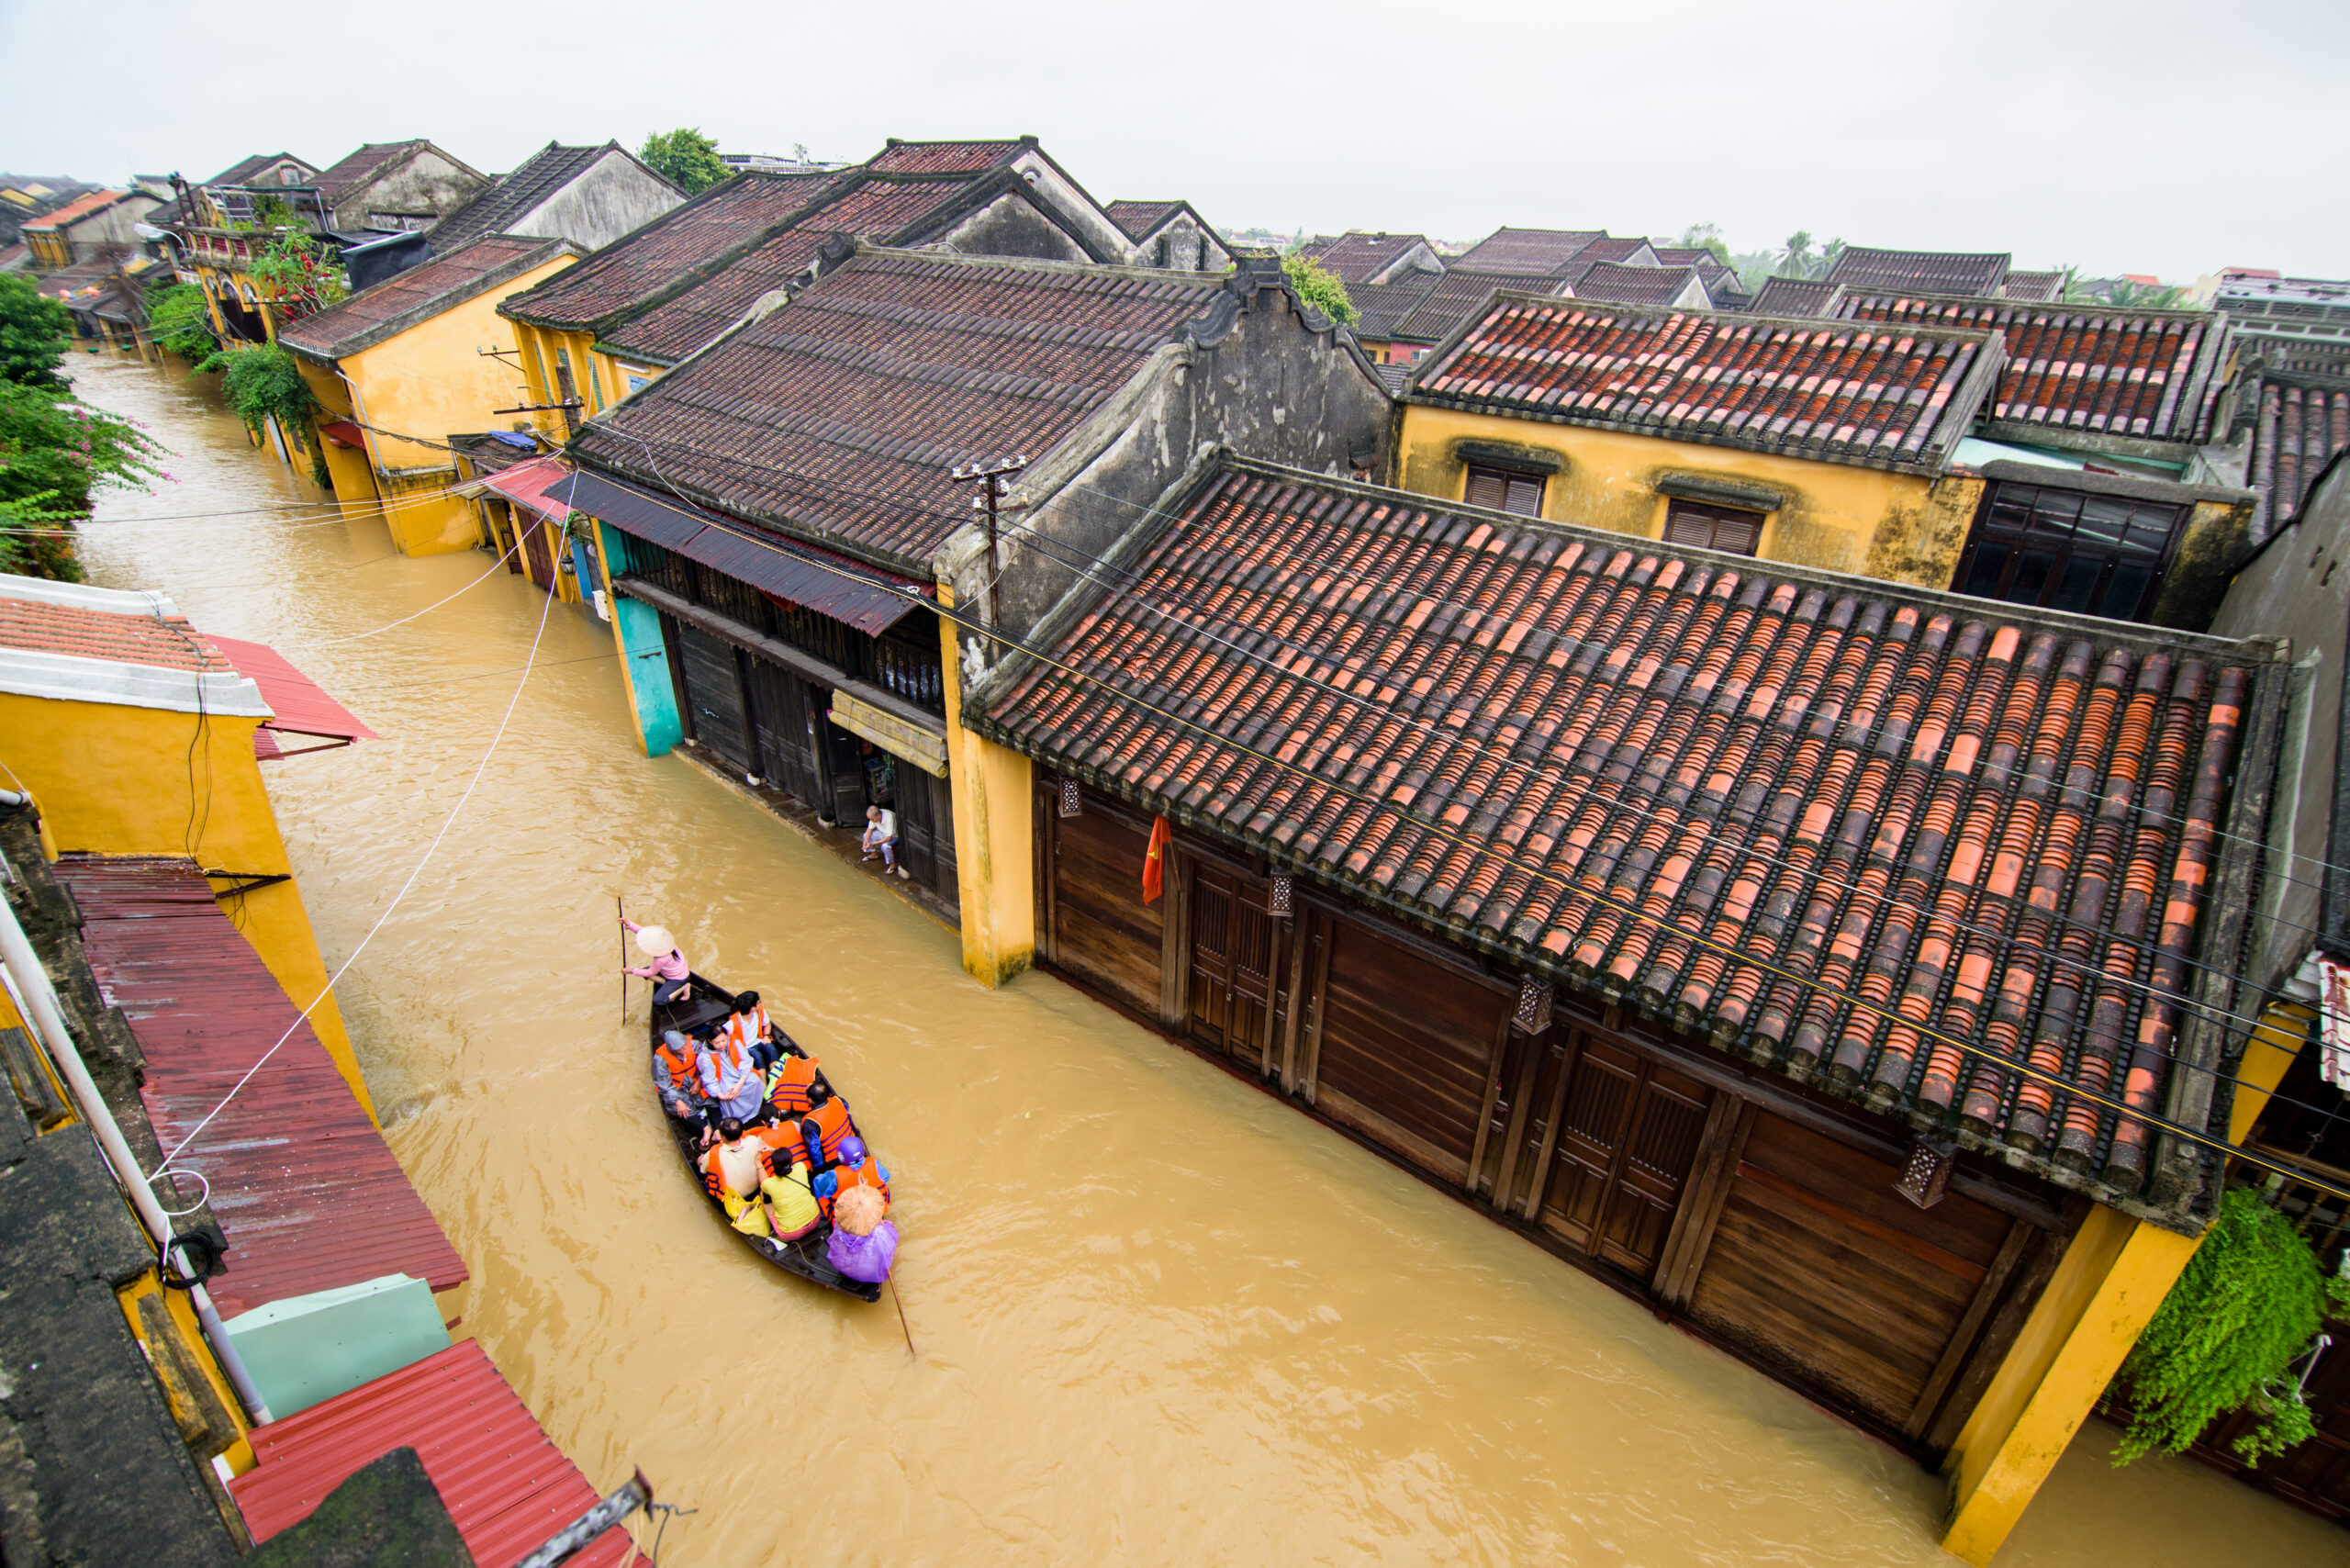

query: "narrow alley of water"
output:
63 353 2350 1565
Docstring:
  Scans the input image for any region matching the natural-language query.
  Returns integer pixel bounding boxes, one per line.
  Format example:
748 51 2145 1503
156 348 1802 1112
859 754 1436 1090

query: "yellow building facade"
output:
280 237 578 556
506 319 659 431
1393 402 1989 590
0 577 369 1115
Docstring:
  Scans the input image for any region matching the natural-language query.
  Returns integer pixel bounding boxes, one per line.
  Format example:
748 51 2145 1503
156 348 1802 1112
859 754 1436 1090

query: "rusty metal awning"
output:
566 468 925 637
56 857 467 1316
230 1340 643 1568
207 634 379 760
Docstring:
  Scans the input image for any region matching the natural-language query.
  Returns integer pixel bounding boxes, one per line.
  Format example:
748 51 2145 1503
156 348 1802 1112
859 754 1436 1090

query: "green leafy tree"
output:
0 274 73 392
1282 252 1357 327
1673 222 1732 267
203 342 328 487
0 379 165 580
145 282 218 363
2115 1186 2350 1465
639 129 731 195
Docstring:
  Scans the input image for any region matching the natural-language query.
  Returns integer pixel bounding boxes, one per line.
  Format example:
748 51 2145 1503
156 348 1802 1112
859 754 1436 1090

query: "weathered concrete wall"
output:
1140 217 1229 273
1395 402 1984 590
517 151 686 253
2210 453 2350 988
952 275 1393 647
1006 151 1136 265
939 194 1095 263
332 149 487 230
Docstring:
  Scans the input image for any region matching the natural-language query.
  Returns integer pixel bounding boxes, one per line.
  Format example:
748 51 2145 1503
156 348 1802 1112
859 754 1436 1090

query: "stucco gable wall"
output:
512 152 687 252
333 150 487 230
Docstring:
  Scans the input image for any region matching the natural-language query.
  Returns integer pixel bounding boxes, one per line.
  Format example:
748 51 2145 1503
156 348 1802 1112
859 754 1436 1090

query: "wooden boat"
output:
649 972 882 1302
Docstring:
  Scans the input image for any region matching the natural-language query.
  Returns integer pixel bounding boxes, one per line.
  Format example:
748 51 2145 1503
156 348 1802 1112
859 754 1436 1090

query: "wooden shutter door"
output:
747 659 822 809
1045 789 1164 1014
1684 1113 2029 1433
1184 860 1277 1065
677 624 753 771
897 763 939 890
1525 1032 1714 1283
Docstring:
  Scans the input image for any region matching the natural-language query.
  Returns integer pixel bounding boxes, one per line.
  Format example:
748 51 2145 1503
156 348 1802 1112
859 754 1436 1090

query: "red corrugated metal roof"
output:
484 454 581 526
207 634 379 760
231 1340 643 1568
56 856 466 1315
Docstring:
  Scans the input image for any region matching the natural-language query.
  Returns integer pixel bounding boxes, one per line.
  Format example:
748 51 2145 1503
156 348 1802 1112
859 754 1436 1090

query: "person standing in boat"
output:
620 918 690 1006
698 1025 767 1126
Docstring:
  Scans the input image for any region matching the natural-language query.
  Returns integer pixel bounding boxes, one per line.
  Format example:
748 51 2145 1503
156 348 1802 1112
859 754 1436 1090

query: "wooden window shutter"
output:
1465 465 1545 518
1663 498 1764 556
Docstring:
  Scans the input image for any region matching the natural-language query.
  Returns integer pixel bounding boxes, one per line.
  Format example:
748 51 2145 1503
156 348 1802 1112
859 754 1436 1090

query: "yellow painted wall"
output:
509 321 650 432
0 690 373 1119
1395 404 1986 589
937 580 1034 987
297 364 383 510
1940 1206 2202 1563
327 252 577 557
2230 1000 2315 1143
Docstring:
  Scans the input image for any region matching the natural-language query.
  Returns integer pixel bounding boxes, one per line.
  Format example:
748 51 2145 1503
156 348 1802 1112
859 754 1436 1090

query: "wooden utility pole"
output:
948 454 1028 634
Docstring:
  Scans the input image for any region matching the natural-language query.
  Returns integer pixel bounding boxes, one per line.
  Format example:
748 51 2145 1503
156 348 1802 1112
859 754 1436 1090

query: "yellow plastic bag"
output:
721 1191 770 1238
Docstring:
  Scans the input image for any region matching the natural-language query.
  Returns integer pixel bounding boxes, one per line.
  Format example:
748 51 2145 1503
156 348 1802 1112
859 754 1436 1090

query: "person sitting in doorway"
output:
698 1025 767 1126
724 991 776 1068
621 918 690 1006
861 805 906 880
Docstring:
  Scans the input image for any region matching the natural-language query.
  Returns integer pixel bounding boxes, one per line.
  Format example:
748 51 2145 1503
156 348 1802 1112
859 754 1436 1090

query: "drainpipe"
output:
0 890 274 1424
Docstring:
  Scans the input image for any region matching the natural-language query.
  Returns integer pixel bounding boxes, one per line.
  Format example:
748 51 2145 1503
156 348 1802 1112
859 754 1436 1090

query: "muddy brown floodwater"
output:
62 353 2350 1566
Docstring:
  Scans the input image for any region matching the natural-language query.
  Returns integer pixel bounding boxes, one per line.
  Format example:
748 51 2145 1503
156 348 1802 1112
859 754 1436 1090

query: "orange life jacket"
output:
756 1120 809 1170
818 1156 890 1218
655 1040 696 1093
806 1098 854 1164
767 1054 820 1114
725 1006 769 1053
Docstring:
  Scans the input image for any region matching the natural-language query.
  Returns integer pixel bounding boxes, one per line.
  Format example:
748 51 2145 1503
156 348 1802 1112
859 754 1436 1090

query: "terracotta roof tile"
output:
600 176 983 364
1572 262 1705 308
1828 246 2011 297
1408 294 1998 473
281 234 565 359
0 597 230 671
1747 276 1842 317
427 142 625 251
1348 274 1445 338
499 171 836 331
2253 377 2350 531
1452 227 1606 275
968 455 2274 1210
20 188 133 233
1836 292 2228 444
1389 268 1555 344
1298 231 1436 283
1106 200 1184 241
864 139 1026 174
574 248 1226 573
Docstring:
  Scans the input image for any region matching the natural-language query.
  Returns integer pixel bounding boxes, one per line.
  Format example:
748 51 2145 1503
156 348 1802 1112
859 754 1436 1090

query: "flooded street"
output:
64 351 2350 1566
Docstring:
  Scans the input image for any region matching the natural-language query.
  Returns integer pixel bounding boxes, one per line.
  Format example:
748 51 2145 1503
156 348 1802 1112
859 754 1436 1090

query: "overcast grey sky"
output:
3 0 2342 281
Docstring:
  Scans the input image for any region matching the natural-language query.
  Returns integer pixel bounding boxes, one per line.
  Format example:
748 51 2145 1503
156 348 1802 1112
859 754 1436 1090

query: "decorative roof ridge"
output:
1838 286 2223 327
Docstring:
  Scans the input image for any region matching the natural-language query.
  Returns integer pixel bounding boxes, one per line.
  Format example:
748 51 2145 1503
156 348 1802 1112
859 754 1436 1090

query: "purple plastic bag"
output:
828 1218 898 1282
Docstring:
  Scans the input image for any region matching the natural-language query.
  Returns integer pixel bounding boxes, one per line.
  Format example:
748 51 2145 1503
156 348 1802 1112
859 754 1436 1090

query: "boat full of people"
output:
628 920 896 1301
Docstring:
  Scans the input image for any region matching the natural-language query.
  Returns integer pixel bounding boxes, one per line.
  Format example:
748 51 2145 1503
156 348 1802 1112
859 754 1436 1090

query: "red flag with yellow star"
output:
1142 814 1170 903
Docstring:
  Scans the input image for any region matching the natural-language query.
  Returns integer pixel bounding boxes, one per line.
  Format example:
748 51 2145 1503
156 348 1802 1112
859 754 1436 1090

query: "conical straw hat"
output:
632 925 676 958
834 1183 887 1236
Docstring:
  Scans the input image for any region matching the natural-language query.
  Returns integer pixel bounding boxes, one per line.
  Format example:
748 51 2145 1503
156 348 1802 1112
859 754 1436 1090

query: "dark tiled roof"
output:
427 141 623 250
2003 270 2065 302
1453 227 1604 275
499 171 834 331
968 454 2272 1212
281 234 567 359
572 248 1227 573
202 151 312 188
1106 200 1184 240
1835 293 2228 444
1747 276 1843 317
312 140 426 201
1409 294 1997 473
1298 231 1437 284
600 175 988 364
1572 262 1704 307
2254 376 2350 531
1555 237 1653 279
1390 268 1550 344
1349 274 1445 339
31 253 137 299
865 138 1027 174
1828 246 2010 297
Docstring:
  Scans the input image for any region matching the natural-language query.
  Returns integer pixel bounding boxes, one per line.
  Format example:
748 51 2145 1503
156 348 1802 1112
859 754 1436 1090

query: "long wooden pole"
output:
888 1278 915 1359
617 894 627 1026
